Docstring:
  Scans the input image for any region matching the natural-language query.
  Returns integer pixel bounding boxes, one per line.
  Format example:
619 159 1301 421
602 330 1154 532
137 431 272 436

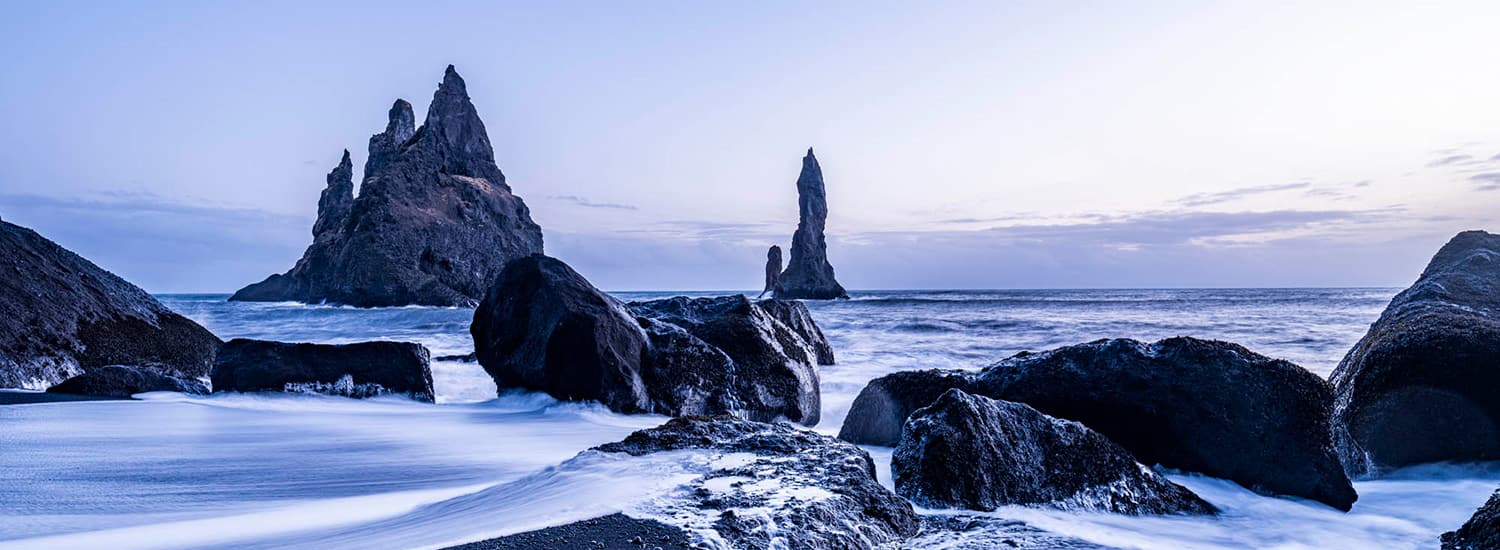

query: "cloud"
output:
1172 182 1312 207
1427 154 1477 168
547 195 638 210
1470 172 1500 191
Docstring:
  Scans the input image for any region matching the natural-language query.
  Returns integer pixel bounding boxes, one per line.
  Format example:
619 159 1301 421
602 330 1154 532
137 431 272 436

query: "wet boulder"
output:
754 298 835 365
594 416 920 549
0 219 222 389
894 389 1214 515
47 365 208 398
1331 230 1500 476
1443 488 1500 550
211 339 434 402
976 337 1357 511
838 368 978 446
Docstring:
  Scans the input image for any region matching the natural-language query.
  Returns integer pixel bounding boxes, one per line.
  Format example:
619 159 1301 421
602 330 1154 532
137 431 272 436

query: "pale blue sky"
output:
1 1 1497 292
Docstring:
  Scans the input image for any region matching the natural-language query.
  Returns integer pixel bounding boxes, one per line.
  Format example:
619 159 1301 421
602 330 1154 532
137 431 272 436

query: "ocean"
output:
2 289 1497 549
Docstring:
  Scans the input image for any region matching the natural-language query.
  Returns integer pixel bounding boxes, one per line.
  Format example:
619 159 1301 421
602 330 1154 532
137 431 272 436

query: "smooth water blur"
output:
5 288 1495 550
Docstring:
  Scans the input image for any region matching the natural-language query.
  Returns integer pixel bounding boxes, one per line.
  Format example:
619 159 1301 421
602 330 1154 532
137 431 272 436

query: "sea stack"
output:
759 245 782 298
230 66 544 307
775 148 848 300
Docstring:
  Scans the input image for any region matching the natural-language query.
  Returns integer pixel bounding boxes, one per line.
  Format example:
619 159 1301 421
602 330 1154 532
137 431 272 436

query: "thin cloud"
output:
1173 182 1312 207
1427 154 1477 168
1470 173 1500 191
547 195 638 211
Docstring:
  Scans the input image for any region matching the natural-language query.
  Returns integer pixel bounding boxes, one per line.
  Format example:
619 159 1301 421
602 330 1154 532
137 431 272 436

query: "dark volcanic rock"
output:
47 365 207 398
748 297 834 365
0 219 221 389
758 245 782 299
979 337 1356 510
909 515 1112 549
471 255 650 412
895 389 1215 515
442 513 693 550
1331 230 1500 476
231 65 543 307
839 368 979 446
629 296 822 425
1443 488 1500 550
211 339 434 402
594 416 920 549
775 148 848 300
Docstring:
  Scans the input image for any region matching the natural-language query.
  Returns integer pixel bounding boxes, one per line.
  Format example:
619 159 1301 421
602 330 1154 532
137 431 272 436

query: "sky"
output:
1 1 1497 292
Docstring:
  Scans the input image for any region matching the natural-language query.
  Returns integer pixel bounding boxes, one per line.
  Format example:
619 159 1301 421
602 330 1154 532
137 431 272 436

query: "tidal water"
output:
3 289 1497 549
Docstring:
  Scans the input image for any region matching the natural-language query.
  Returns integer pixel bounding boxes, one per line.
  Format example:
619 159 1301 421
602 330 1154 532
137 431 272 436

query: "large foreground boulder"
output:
211 339 434 402
895 389 1214 515
47 365 207 398
1331 230 1500 476
594 417 920 549
472 255 826 425
0 219 221 389
838 369 980 446
231 66 544 307
471 255 650 412
840 337 1356 510
1443 488 1500 550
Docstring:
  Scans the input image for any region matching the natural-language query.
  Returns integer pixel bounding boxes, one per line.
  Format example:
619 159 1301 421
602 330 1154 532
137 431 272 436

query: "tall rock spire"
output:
311 150 354 240
776 148 848 300
364 99 415 180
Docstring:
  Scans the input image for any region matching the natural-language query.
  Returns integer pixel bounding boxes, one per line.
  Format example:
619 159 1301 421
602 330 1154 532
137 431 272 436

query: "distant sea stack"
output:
231 66 544 307
0 219 221 389
774 148 848 300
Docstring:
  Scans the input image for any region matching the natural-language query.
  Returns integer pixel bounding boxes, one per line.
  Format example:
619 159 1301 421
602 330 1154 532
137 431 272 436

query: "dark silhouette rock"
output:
758 245 782 299
839 369 979 446
629 295 822 425
443 513 693 550
1443 488 1500 550
0 220 221 389
839 337 1357 510
594 416 920 549
1331 230 1500 476
47 365 208 398
895 389 1215 515
231 65 543 307
978 337 1356 510
775 149 848 300
636 317 740 416
211 338 434 402
471 255 650 412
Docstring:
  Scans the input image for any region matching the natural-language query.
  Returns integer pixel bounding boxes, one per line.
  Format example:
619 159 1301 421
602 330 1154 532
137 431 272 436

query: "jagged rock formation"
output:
775 149 848 300
758 245 782 299
0 219 222 389
840 337 1357 511
211 339 434 402
1443 488 1500 550
1332 230 1500 477
592 417 921 549
895 389 1215 515
471 254 828 424
231 66 543 307
47 365 208 398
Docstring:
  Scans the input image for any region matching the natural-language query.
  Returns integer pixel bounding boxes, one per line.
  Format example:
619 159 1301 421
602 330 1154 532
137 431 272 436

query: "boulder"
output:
895 389 1214 515
0 219 221 389
211 339 434 402
1443 488 1500 550
839 337 1357 510
629 295 822 425
231 65 543 307
775 148 848 300
594 416 920 549
838 368 979 446
754 298 835 365
443 513 694 550
1331 230 1500 476
471 255 650 412
47 365 208 398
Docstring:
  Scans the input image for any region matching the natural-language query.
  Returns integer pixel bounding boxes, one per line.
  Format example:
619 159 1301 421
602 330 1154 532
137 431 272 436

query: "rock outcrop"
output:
775 149 848 300
593 417 920 549
838 368 980 446
1443 488 1500 550
839 337 1357 511
0 219 221 389
211 339 434 402
758 245 782 299
231 66 543 307
1331 230 1500 476
895 389 1215 515
472 255 828 425
47 365 208 398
